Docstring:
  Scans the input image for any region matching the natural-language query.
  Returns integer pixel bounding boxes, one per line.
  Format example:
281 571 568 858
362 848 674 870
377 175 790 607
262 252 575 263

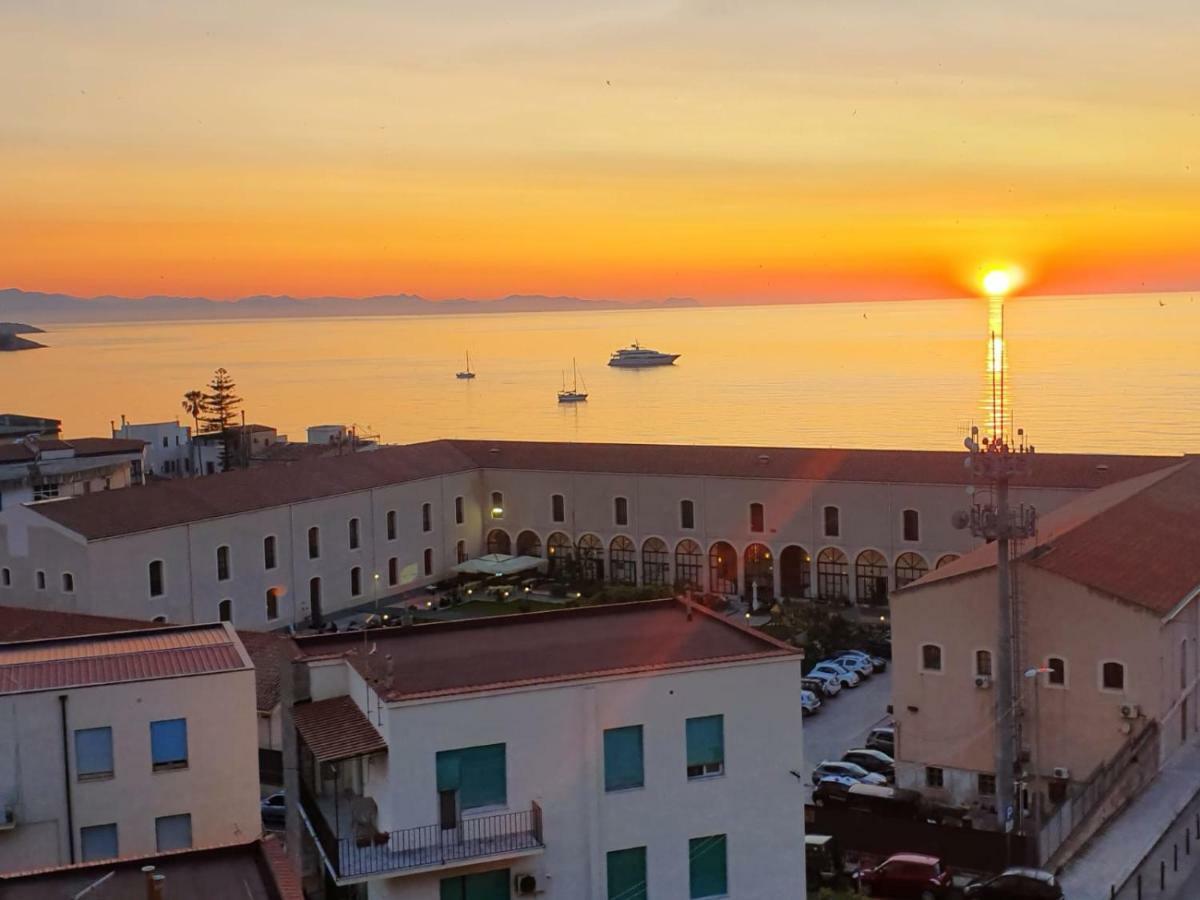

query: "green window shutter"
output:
689 834 728 898
438 744 507 810
436 751 462 792
440 878 466 900
604 725 644 791
607 846 647 900
685 716 724 768
440 869 510 900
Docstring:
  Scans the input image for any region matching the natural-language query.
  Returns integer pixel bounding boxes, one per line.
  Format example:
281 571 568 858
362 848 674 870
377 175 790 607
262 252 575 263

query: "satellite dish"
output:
951 510 971 530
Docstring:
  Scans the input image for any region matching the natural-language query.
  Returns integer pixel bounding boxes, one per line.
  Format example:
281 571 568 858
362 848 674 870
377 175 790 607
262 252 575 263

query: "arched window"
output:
265 589 279 621
348 517 361 550
902 509 920 542
388 556 399 585
921 643 943 672
642 538 669 586
823 506 840 538
709 541 737 595
1047 656 1066 687
62 572 75 593
490 492 504 519
1101 661 1126 692
551 494 565 523
307 527 320 560
780 546 811 599
546 532 572 576
855 550 888 605
516 530 542 557
749 503 764 533
744 543 774 604
935 554 960 569
454 496 464 525
422 503 432 533
816 548 848 602
216 545 230 581
309 577 322 627
423 548 433 577
148 560 165 598
680 499 695 530
486 529 511 555
675 539 703 590
386 510 397 541
35 571 46 590
218 599 232 623
577 534 604 582
895 552 929 589
975 649 993 678
455 541 467 565
610 536 636 585
614 497 629 527
263 535 277 570
350 566 362 597
1 567 9 587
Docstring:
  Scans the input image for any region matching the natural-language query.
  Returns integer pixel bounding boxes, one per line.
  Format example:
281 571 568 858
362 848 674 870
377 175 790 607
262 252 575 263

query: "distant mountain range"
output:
0 288 699 323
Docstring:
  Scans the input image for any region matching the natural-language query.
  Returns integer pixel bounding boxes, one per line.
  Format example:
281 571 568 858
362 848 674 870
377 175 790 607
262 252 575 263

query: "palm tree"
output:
181 389 205 476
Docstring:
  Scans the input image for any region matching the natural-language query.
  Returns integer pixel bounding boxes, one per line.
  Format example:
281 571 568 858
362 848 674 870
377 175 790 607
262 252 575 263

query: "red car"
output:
857 853 953 899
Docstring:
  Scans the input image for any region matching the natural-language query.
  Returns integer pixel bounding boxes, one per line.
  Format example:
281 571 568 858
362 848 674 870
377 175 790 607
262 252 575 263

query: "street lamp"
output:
1023 666 1052 844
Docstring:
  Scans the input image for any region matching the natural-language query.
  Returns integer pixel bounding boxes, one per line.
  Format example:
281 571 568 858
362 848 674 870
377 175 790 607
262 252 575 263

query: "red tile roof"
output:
293 695 387 762
0 436 144 463
898 459 1200 615
237 628 302 712
0 623 250 695
297 597 797 702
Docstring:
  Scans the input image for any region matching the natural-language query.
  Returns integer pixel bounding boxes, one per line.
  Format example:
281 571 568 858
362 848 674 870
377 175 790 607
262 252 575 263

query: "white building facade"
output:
0 436 145 513
112 419 196 478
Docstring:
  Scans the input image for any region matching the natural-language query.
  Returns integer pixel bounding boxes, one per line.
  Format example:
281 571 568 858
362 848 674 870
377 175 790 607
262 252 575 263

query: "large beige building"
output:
891 459 1200 821
0 440 1176 630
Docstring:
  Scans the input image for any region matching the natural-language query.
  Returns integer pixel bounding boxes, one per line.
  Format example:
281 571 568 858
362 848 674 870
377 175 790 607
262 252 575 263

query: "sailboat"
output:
557 358 588 403
455 351 476 380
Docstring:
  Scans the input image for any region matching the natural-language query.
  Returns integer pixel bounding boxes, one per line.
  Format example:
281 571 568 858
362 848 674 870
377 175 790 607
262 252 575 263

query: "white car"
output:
811 760 887 787
801 690 822 716
809 661 860 689
803 674 841 698
834 654 873 678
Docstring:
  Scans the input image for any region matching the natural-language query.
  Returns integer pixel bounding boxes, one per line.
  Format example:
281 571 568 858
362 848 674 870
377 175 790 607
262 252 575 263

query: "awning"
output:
451 553 547 577
293 696 387 763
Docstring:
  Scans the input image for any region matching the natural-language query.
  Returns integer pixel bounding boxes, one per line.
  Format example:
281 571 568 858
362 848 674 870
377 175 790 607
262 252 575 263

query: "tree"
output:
180 389 206 476
200 368 243 471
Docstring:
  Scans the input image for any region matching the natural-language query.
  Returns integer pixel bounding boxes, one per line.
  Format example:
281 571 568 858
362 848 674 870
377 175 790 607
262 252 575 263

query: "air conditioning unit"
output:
513 874 538 895
1120 704 1140 720
974 675 992 689
1052 767 1070 780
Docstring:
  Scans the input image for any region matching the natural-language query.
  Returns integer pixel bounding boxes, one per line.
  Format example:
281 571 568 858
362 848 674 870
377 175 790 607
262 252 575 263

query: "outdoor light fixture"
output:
491 506 504 517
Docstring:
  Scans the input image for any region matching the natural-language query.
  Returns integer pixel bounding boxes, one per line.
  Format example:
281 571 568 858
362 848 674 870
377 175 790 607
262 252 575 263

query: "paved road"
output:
802 669 893 802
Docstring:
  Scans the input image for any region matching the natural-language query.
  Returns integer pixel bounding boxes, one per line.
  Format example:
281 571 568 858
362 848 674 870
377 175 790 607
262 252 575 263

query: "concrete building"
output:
890 459 1200 824
0 414 61 440
0 440 1181 631
290 597 805 899
113 418 197 478
0 622 262 872
0 435 145 512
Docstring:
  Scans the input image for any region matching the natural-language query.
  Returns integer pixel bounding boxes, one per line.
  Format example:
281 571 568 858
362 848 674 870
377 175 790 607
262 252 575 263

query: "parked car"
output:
839 648 889 673
842 748 895 780
857 852 953 899
803 674 841 698
866 725 895 755
965 868 1064 899
809 661 860 689
261 791 286 829
834 653 874 678
801 689 822 716
812 781 925 820
811 760 887 787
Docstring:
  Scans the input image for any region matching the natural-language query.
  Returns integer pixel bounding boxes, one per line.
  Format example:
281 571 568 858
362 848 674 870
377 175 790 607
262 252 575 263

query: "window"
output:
975 649 993 678
309 576 322 613
266 589 279 621
1102 661 1126 692
490 492 504 518
218 599 232 622
454 496 464 525
614 496 629 526
35 570 46 590
607 847 647 900
150 718 188 771
423 548 434 577
75 727 113 780
263 535 277 570
855 550 888 605
155 813 192 852
823 505 840 537
749 502 764 533
386 510 397 541
1048 656 1066 687
388 557 399 586
816 548 849 602
903 509 920 542
147 561 165 596
307 526 320 559
32 482 60 501
936 553 960 569
921 643 943 672
926 766 945 788
551 493 565 522
349 517 361 550
216 545 230 581
162 436 169 448
80 823 118 862
681 499 695 530
689 834 728 899
641 538 669 586
686 715 725 779
351 566 363 596
610 536 637 585
440 870 511 900
456 541 468 564
708 542 737 595
422 502 432 533
978 773 996 796
436 743 506 811
895 552 929 588
487 529 512 555
604 725 644 792
1 567 9 587
675 539 703 590
62 572 75 592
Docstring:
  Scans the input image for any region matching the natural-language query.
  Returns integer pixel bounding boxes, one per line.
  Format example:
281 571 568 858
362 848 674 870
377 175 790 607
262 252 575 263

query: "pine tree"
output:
200 368 243 471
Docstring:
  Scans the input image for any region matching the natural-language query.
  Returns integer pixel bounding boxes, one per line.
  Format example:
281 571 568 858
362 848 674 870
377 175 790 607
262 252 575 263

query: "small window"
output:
686 715 724 779
681 499 696 530
265 589 279 621
456 540 467 564
423 548 433 577
454 496 464 525
1 567 9 587
921 643 943 672
436 743 507 810
607 847 647 900
162 436 169 448
349 517 361 550
604 725 644 792
613 496 629 526
386 510 397 541
75 727 114 780
351 566 362 597
388 557 398 586
62 572 75 592
263 535 277 570
490 492 504 519
978 773 996 796
307 526 320 560
749 502 764 533
309 576 321 608
823 506 840 537
926 766 945 788
80 823 118 862
150 718 188 771
218 599 232 622
689 834 728 899
422 502 432 533
551 494 565 523
1102 661 1126 692
155 813 192 852
216 545 230 581
903 509 920 542
35 570 46 590
975 649 993 678
1048 656 1066 687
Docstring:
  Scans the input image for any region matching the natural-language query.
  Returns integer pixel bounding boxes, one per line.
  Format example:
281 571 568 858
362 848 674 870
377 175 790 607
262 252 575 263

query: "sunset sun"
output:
982 269 1016 297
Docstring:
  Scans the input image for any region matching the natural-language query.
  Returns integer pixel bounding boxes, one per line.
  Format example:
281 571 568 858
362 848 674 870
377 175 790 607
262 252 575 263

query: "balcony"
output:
300 781 544 883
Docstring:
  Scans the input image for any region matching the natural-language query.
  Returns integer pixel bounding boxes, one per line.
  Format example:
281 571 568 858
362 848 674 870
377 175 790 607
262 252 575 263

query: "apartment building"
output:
0 622 262 872
113 418 205 478
0 435 145 511
291 597 805 899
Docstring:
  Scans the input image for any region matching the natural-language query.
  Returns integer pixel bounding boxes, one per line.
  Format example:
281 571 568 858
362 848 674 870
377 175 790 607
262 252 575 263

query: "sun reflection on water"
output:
983 295 1010 440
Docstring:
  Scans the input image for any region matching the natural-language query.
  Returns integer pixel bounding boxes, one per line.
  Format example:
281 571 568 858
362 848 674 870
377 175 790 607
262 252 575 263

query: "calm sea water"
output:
5 293 1198 455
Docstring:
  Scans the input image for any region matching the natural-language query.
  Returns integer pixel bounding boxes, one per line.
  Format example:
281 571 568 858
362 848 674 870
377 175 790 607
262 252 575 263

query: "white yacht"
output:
455 351 476 379
607 341 680 367
558 359 588 403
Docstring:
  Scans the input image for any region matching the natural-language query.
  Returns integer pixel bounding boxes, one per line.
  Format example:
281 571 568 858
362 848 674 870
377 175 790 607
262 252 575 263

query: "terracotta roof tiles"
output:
293 695 387 762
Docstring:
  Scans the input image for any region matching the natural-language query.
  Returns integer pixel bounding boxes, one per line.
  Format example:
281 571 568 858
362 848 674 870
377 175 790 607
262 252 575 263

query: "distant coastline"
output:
0 321 46 351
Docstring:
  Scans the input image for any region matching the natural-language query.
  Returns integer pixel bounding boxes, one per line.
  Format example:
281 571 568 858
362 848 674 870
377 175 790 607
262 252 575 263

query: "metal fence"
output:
1110 789 1200 900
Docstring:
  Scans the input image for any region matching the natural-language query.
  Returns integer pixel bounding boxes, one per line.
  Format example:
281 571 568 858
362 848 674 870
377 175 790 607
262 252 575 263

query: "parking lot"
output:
802 669 892 803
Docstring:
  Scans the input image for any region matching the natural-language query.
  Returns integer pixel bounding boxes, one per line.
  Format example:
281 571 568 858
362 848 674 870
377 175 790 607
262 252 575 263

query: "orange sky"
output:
3 1 1199 303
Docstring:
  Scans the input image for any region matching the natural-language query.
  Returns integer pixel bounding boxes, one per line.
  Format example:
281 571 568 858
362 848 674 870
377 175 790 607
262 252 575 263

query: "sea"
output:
5 292 1198 456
